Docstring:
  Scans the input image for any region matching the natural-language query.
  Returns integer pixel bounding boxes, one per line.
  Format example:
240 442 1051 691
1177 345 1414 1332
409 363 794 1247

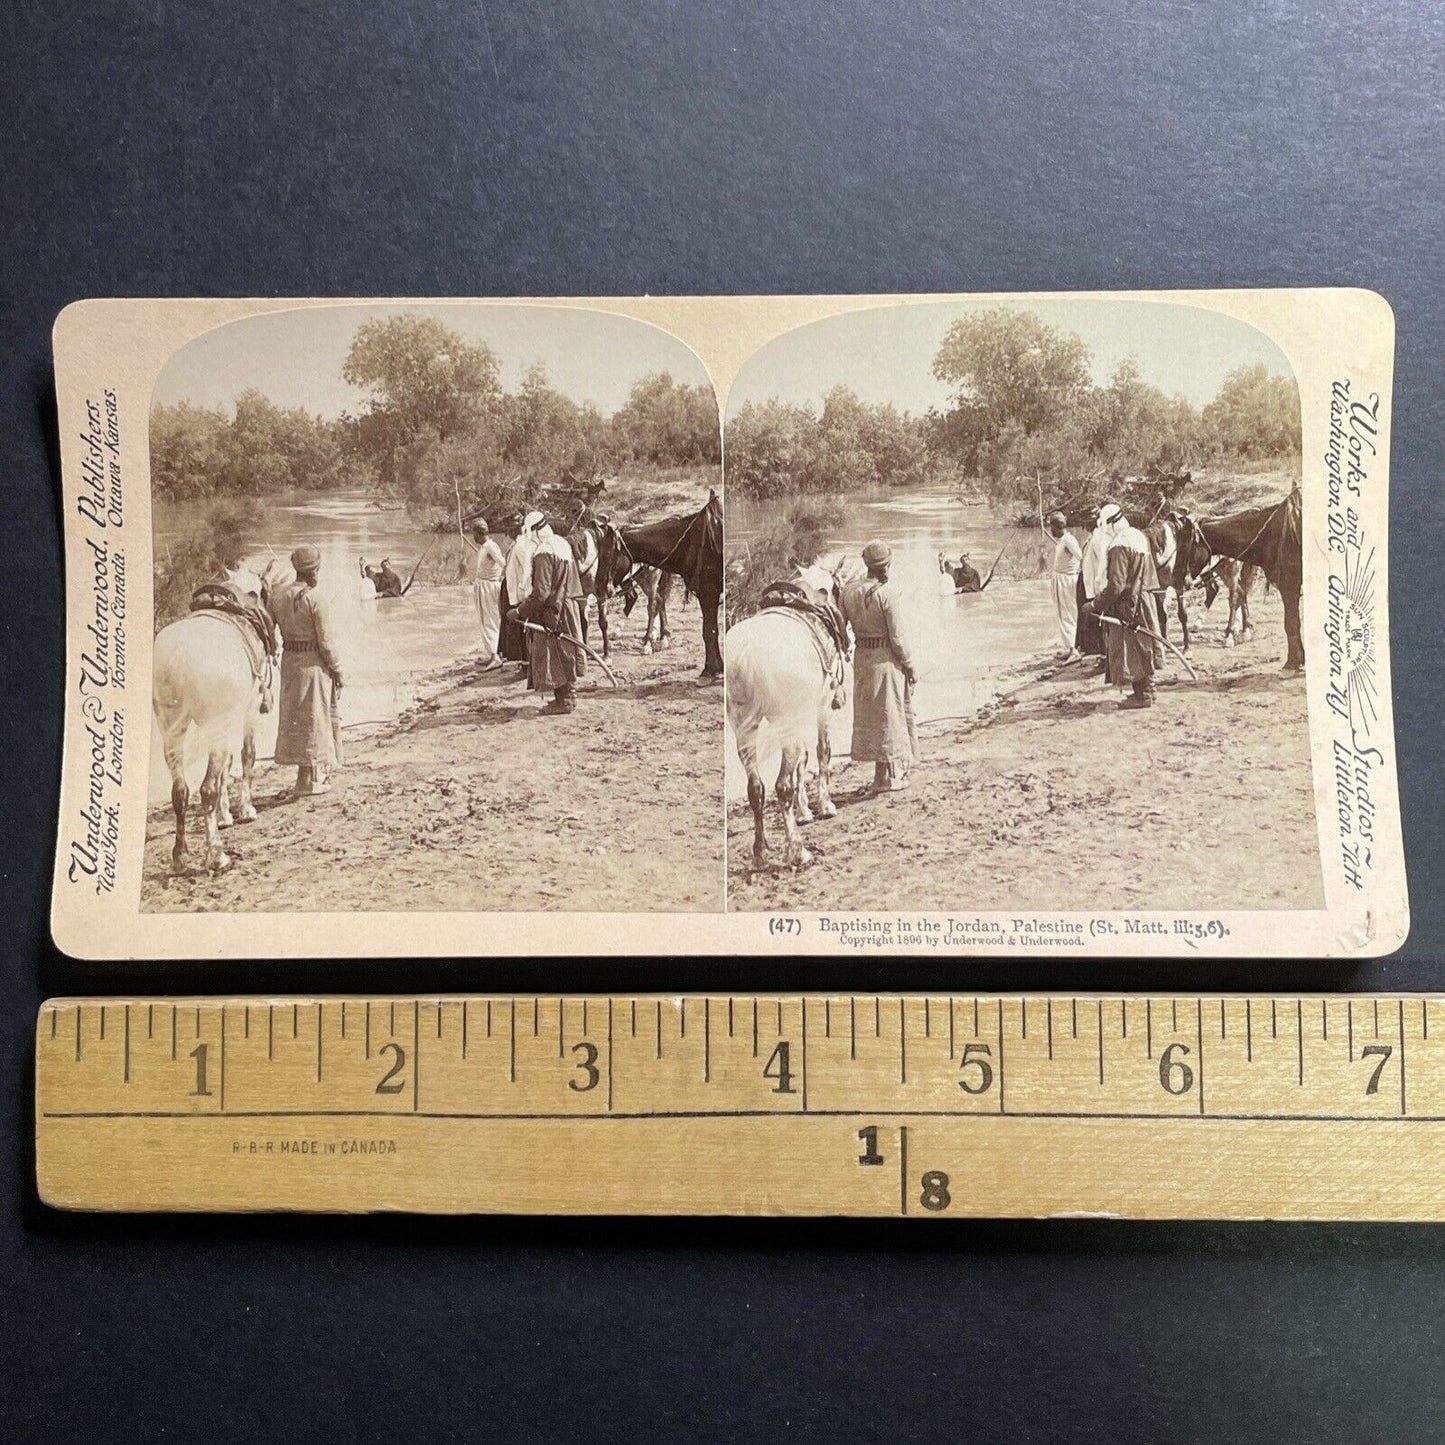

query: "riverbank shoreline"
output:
143 604 724 914
727 600 1324 914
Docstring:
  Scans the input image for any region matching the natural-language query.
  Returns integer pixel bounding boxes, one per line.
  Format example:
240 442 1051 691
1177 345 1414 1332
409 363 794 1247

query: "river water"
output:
150 491 482 800
725 485 1067 792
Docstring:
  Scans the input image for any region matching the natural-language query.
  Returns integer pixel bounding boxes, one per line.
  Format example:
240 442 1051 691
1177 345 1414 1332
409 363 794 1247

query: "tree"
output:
724 400 815 499
1203 363 1301 459
150 401 231 500
933 309 1092 443
342 314 502 449
611 372 721 466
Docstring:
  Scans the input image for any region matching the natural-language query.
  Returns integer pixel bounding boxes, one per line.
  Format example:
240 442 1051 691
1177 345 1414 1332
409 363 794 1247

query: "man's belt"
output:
285 639 319 652
856 636 892 649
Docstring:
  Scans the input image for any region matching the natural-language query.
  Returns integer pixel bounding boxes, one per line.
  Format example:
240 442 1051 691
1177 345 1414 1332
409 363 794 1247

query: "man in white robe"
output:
501 510 543 665
470 520 506 670
1046 511 1082 658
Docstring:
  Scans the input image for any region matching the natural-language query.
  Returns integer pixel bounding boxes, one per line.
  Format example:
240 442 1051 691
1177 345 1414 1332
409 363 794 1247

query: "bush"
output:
725 498 843 623
154 498 266 629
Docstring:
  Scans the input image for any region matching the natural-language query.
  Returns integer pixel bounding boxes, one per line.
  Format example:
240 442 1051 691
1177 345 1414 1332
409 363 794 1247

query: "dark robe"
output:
1074 575 1103 655
516 547 587 691
1097 535 1165 685
499 577 528 661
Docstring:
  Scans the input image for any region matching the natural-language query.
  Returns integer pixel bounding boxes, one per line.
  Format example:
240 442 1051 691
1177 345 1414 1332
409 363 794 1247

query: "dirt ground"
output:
143 607 724 913
728 601 1326 913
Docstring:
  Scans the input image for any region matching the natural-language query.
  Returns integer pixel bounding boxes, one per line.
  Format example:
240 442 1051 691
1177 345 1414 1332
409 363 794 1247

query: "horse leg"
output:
165 746 190 874
595 594 610 659
701 583 723 677
1281 582 1304 672
738 733 768 865
775 743 813 868
199 745 233 872
657 573 673 650
815 714 837 819
641 575 657 656
1175 579 1190 653
158 712 191 873
216 751 235 828
1239 564 1256 643
794 746 815 825
236 725 258 824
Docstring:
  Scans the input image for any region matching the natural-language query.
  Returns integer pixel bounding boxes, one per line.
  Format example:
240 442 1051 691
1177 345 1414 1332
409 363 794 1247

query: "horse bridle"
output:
1192 494 1291 583
603 500 712 597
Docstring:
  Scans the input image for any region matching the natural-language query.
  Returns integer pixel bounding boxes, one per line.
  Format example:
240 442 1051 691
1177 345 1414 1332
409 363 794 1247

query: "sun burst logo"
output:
1334 545 1378 729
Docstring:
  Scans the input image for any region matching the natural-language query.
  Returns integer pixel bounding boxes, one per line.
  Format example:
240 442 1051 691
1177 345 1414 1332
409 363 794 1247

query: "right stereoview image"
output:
723 298 1322 913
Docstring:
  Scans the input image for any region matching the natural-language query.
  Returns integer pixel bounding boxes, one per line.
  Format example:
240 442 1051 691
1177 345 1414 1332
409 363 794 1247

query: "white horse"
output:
726 563 849 868
153 564 277 873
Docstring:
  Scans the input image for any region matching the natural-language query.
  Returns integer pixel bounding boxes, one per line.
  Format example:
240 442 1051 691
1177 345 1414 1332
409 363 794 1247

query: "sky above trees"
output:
153 303 713 419
729 298 1295 416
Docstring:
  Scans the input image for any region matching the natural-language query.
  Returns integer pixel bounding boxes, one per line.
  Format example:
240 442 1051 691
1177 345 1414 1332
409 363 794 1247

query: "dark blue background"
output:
3 2 1443 1440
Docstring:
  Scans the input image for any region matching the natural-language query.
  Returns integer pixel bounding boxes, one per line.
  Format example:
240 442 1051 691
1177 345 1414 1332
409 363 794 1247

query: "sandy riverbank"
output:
727 600 1325 913
143 605 724 914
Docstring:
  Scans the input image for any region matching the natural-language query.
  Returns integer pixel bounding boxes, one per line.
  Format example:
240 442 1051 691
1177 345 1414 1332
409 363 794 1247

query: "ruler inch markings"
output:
37 994 1445 1220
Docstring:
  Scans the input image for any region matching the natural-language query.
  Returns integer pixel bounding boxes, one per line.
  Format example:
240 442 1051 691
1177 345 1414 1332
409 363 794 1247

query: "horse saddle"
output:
757 580 850 659
190 581 278 711
757 581 850 701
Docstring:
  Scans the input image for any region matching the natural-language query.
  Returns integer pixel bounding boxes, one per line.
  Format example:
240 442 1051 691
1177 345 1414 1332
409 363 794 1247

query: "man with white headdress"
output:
1095 503 1166 709
470 520 506 671
839 539 918 793
500 510 542 666
1046 511 1082 659
511 513 587 715
1076 504 1110 659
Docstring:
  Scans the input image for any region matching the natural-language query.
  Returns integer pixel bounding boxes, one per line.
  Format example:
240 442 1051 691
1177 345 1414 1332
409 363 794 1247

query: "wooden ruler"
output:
35 995 1445 1219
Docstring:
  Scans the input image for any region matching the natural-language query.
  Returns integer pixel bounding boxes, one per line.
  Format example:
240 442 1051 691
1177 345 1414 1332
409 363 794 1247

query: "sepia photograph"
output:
48 292 1401 957
143 304 723 913
725 299 1322 914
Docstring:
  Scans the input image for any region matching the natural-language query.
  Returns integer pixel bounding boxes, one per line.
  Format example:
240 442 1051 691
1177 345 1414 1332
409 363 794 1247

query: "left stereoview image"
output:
142 304 723 912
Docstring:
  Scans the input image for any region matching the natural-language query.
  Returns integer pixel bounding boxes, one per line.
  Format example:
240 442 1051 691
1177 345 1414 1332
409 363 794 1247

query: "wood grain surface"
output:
36 995 1445 1219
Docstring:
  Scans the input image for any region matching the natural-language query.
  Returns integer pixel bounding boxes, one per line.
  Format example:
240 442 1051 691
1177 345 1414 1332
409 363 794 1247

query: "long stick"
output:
521 621 620 686
978 534 1014 591
399 538 437 597
1098 614 1199 680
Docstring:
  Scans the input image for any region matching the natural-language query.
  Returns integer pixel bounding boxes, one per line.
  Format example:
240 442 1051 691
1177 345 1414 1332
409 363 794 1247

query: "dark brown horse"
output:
586 516 670 660
601 492 723 676
1170 517 1261 649
1175 491 1303 671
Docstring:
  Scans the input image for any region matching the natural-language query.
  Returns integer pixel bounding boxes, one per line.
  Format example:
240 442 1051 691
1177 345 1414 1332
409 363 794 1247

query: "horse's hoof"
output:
218 817 233 830
236 805 257 824
642 643 653 656
819 801 838 820
209 852 233 874
795 847 814 868
1222 635 1235 648
1241 628 1254 642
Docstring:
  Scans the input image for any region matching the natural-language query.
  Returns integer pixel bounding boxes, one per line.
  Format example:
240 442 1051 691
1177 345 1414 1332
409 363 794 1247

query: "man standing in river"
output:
840 539 918 794
268 544 344 796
